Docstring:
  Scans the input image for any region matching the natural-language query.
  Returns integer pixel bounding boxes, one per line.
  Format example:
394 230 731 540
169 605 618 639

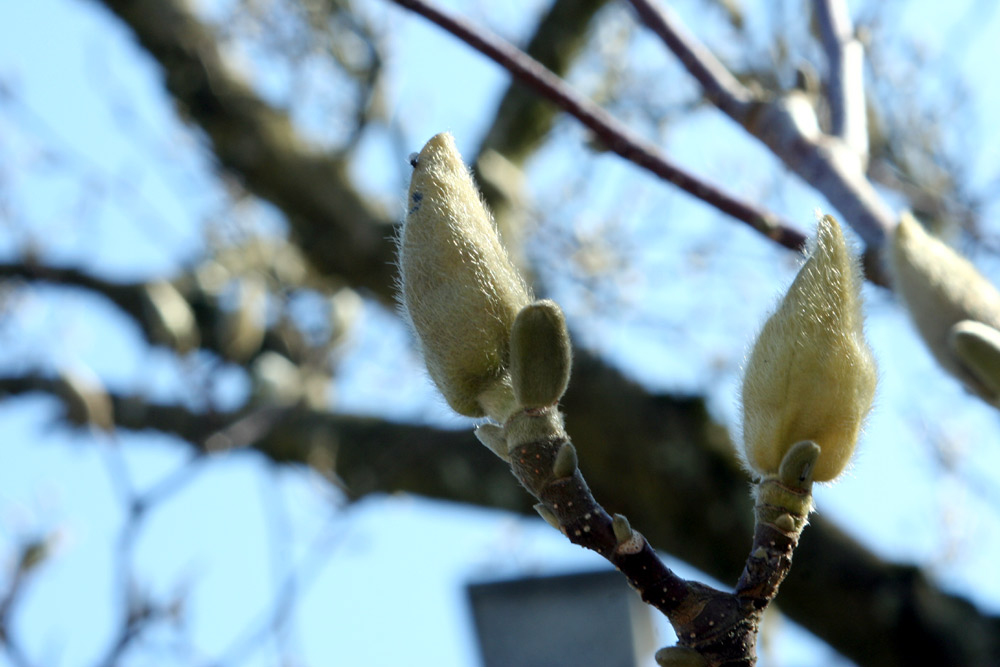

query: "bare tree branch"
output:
474 0 612 272
477 0 612 166
0 537 52 667
620 0 757 119
388 0 808 252
626 0 895 260
813 0 869 163
95 0 398 304
0 260 328 366
0 261 147 326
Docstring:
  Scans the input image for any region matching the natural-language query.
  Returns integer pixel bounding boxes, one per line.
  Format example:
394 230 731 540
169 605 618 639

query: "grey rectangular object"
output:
467 569 653 667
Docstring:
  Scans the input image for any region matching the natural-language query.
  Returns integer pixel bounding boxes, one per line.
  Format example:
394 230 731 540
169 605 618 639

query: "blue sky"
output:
2 1 1000 666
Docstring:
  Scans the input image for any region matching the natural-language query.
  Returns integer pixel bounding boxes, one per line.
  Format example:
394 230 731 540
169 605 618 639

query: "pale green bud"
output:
741 215 876 482
509 299 572 409
399 133 532 418
552 441 578 478
890 211 1000 404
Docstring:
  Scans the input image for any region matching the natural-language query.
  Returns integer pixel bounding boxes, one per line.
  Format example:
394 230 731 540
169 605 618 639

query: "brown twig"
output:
388 0 807 252
499 407 812 665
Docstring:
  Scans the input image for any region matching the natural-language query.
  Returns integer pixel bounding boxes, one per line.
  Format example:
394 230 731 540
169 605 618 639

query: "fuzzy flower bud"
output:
398 133 532 419
890 211 1000 404
741 215 876 482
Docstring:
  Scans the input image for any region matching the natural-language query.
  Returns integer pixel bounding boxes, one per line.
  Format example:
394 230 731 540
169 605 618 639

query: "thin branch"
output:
0 260 318 363
0 538 53 667
626 0 895 256
625 0 757 120
0 261 145 323
813 0 869 163
388 0 807 252
477 0 612 166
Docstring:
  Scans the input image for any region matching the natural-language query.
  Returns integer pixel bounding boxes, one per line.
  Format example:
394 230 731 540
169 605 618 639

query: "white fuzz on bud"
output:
398 133 532 419
741 215 876 482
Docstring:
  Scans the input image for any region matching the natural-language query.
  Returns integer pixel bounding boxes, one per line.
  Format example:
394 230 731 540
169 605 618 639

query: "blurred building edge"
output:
467 569 656 667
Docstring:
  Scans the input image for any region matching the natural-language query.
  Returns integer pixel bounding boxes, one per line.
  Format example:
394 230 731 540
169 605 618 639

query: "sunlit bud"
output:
890 211 1000 404
741 215 876 482
399 133 532 419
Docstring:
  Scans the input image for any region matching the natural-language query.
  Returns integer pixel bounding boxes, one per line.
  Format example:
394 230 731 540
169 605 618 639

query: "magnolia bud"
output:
399 133 532 419
741 215 876 482
509 299 572 409
890 211 1000 404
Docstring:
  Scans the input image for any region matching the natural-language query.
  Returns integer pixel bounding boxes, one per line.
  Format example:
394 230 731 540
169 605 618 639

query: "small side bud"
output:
612 514 633 545
655 646 709 667
891 212 1000 404
533 503 562 532
474 424 509 461
612 514 645 555
741 215 876 482
552 442 578 478
777 441 821 488
509 300 572 409
398 133 532 419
